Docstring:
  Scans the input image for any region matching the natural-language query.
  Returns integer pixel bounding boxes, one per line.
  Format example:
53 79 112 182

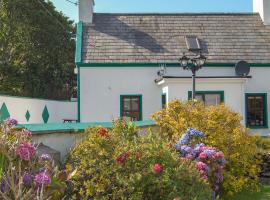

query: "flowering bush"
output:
67 120 213 199
175 128 225 197
152 100 261 197
0 117 76 200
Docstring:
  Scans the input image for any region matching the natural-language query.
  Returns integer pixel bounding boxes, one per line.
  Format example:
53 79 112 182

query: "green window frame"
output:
188 91 224 105
120 95 142 121
162 93 166 108
245 93 268 129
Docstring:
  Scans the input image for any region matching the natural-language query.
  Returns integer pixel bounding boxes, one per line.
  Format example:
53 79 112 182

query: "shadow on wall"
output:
93 15 168 54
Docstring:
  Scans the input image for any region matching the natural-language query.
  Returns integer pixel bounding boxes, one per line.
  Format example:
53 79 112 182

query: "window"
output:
188 91 224 106
162 94 166 108
185 36 201 50
246 93 268 128
120 95 142 121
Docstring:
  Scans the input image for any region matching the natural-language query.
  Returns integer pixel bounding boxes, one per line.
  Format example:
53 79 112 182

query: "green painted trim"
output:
0 93 75 102
120 94 143 121
77 67 81 122
42 105 50 124
76 62 270 68
245 93 268 129
0 102 10 122
75 21 83 122
75 21 83 64
25 110 30 122
188 91 225 103
17 120 156 134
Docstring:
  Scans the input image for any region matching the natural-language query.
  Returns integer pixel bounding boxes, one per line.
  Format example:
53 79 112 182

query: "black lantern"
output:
192 52 207 68
179 53 190 69
179 52 207 101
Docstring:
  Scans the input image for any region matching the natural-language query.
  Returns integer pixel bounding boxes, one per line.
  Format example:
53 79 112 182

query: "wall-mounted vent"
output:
185 36 201 51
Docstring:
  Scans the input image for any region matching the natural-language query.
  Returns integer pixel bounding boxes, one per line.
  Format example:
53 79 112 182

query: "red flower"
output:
99 128 108 137
116 152 130 164
153 163 162 173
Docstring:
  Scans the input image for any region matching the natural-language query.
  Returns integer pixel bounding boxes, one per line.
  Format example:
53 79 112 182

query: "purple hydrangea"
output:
40 154 52 162
22 172 32 186
187 128 205 137
179 133 189 145
4 117 18 126
175 128 225 192
180 145 193 155
15 142 36 161
34 171 51 186
0 179 5 193
204 149 217 157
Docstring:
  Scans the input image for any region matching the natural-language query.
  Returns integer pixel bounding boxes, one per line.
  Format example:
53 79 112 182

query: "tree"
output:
0 0 76 99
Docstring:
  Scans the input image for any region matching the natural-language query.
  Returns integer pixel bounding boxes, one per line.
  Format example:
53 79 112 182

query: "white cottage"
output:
75 0 270 135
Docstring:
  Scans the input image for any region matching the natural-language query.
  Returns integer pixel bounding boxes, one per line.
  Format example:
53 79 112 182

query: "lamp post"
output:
179 52 207 100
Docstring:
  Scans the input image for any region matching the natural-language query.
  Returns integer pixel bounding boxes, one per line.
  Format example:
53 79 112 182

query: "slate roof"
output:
82 13 270 64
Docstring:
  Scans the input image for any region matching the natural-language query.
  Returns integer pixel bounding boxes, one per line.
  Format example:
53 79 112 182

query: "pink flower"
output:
34 171 51 186
214 152 224 159
196 161 207 171
116 152 130 164
16 142 36 161
199 152 207 159
153 163 162 173
22 129 32 137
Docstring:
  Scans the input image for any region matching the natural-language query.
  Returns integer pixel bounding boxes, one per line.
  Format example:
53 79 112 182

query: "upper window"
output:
120 95 142 121
246 93 268 128
188 91 224 106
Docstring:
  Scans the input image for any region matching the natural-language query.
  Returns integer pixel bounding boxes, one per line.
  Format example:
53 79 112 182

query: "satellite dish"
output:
235 61 250 76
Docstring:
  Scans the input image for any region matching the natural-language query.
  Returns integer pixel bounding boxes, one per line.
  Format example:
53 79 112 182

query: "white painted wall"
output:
158 77 247 120
253 0 270 25
80 66 270 135
0 95 77 124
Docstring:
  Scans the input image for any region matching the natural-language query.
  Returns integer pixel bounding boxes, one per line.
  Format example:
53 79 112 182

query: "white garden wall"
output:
0 95 77 124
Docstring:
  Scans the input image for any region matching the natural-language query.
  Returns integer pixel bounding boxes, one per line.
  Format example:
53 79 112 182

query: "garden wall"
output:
0 95 77 124
31 125 157 161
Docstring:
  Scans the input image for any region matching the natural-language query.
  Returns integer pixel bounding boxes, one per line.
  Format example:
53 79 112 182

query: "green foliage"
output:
67 120 213 200
0 0 76 99
257 137 270 152
152 100 261 197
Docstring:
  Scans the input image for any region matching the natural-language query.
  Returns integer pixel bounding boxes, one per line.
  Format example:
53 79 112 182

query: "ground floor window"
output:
120 95 142 121
246 93 268 128
188 91 224 106
162 94 166 108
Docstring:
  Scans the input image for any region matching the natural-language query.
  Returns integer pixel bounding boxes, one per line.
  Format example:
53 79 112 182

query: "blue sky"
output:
51 0 253 22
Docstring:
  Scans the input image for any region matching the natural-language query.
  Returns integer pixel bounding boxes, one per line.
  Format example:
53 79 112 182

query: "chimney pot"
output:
78 0 94 23
253 0 270 25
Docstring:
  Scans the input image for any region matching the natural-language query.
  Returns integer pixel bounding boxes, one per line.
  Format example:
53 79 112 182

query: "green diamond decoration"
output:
42 106 49 124
25 110 31 122
0 103 10 123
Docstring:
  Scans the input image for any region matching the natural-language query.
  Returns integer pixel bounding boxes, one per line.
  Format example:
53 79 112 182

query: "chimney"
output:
78 0 94 23
253 0 270 25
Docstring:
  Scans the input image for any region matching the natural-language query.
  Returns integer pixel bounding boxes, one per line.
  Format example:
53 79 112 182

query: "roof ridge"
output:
94 12 258 16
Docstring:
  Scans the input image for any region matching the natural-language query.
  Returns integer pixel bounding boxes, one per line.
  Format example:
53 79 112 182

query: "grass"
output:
229 185 270 200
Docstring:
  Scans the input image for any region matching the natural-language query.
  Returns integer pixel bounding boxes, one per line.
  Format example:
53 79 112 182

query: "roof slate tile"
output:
81 13 270 64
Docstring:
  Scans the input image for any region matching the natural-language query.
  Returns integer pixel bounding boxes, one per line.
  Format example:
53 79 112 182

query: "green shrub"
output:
152 100 261 197
67 121 213 200
257 137 270 152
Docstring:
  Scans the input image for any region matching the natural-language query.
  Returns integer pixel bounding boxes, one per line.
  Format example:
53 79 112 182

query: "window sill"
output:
247 126 269 129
